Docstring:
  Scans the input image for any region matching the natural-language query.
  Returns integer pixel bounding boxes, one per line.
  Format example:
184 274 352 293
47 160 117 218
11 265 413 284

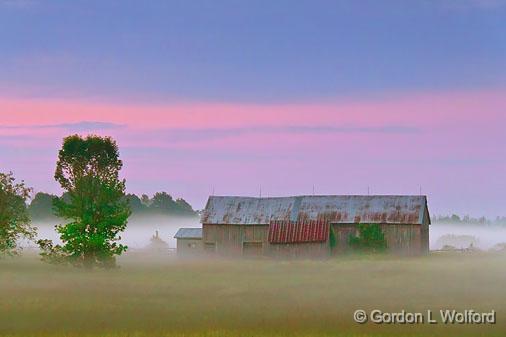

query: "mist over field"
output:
430 224 506 250
10 204 506 337
29 215 200 250
26 217 506 252
2 252 506 337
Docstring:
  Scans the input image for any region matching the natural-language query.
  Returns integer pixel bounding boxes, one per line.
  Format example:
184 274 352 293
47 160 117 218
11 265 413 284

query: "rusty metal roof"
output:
174 228 202 239
201 195 429 225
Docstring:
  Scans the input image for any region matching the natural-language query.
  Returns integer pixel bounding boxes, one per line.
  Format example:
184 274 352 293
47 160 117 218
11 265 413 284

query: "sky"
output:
1 0 505 216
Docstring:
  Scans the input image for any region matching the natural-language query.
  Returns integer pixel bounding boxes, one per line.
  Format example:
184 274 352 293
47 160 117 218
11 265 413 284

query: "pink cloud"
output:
1 88 504 130
1 88 505 215
2 88 504 158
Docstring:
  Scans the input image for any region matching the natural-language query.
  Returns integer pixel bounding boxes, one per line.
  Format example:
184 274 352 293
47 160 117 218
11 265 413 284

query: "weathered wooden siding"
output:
267 241 329 258
421 222 429 254
176 238 203 257
382 224 422 255
203 224 269 257
204 222 429 257
421 207 430 254
333 224 356 254
203 224 329 258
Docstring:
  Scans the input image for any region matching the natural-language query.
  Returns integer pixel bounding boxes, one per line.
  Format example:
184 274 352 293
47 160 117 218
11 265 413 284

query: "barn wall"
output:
420 222 429 254
333 224 356 254
202 224 269 257
176 238 203 257
421 207 431 254
267 241 329 258
203 224 329 258
204 222 427 257
333 223 424 255
383 224 422 255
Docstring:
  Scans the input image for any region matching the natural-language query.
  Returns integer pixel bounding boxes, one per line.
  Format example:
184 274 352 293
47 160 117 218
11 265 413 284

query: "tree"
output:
124 194 147 213
38 135 131 268
450 214 461 223
148 192 196 216
0 172 36 256
28 192 58 220
175 198 195 215
348 223 387 253
140 194 151 206
149 192 177 213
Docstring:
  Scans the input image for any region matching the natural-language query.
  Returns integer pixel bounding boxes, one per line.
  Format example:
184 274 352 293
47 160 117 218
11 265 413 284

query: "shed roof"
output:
174 228 202 239
201 195 429 225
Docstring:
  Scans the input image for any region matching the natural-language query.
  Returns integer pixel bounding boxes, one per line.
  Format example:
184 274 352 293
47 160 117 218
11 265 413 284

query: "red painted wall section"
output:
268 220 329 244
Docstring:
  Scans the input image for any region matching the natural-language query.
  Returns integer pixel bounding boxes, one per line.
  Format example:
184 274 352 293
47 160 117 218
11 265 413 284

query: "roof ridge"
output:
208 195 427 199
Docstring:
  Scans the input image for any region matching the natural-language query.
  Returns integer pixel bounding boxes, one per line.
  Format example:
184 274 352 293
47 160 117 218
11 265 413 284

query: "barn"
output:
174 228 203 257
200 195 430 258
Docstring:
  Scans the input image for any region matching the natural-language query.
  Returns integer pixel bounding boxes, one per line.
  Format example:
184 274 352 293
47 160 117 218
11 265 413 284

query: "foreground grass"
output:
1 252 505 337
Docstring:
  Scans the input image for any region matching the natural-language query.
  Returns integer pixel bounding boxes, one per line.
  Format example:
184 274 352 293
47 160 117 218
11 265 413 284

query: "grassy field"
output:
1 252 505 337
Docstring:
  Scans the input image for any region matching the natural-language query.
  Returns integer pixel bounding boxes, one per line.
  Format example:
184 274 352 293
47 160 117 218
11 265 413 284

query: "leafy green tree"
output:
0 172 36 256
348 223 387 253
28 192 58 220
38 135 131 268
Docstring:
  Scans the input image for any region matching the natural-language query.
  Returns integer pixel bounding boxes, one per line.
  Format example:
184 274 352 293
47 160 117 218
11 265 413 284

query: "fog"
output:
4 247 506 336
28 217 506 252
430 223 506 250
9 218 506 337
29 215 200 250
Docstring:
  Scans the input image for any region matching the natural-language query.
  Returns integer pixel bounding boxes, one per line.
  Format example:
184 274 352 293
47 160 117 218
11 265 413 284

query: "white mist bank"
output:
26 219 506 251
430 223 506 250
29 215 200 250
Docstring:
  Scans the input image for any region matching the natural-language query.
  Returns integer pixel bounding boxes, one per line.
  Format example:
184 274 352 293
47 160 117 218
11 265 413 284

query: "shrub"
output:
348 223 387 253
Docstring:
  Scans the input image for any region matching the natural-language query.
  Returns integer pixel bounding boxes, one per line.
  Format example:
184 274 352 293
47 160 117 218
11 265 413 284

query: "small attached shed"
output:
200 195 430 258
174 228 203 257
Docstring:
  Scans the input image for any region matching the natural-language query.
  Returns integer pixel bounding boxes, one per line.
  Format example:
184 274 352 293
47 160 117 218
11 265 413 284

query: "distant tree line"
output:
126 192 197 216
28 191 197 220
433 214 506 226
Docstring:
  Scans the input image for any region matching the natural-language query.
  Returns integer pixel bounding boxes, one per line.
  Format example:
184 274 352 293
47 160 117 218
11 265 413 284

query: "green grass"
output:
1 252 505 337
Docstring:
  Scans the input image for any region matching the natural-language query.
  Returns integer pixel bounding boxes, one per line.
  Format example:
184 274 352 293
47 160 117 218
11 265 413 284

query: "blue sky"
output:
1 0 505 102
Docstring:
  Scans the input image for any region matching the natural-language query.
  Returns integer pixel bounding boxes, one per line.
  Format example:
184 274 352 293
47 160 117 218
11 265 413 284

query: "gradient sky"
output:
1 0 506 216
